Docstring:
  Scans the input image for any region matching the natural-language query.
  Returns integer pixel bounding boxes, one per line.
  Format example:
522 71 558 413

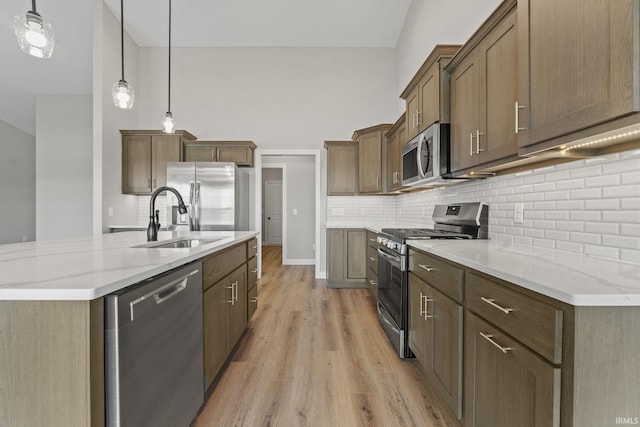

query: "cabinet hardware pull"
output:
424 296 433 319
369 257 377 262
418 264 434 272
515 102 527 133
481 297 514 314
252 245 258 249
251 296 258 303
480 332 512 353
251 268 258 273
376 177 379 188
470 133 474 156
369 238 377 242
227 285 235 304
419 292 426 318
369 280 377 286
416 110 422 127
476 130 485 154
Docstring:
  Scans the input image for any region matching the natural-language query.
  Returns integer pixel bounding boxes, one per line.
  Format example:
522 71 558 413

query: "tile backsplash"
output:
327 149 640 264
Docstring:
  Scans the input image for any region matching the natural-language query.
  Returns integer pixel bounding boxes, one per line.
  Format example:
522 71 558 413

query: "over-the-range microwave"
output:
401 123 465 187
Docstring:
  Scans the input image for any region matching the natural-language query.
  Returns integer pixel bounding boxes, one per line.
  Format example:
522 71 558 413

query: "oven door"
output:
377 246 403 327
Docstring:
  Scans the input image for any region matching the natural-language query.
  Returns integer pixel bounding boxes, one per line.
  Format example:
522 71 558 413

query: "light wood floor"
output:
194 246 458 427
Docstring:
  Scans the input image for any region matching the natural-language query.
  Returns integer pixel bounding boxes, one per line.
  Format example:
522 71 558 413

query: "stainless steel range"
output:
376 202 489 358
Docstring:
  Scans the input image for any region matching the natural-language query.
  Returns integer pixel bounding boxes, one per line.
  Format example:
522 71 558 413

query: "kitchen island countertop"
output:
0 231 259 301
408 239 640 306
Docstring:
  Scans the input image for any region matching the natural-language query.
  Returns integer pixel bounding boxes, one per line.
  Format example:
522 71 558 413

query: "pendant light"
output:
13 0 55 59
112 0 134 109
161 0 176 133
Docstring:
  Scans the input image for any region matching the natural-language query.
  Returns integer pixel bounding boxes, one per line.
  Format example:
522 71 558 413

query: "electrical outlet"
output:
293 208 298 215
108 207 114 217
514 203 524 224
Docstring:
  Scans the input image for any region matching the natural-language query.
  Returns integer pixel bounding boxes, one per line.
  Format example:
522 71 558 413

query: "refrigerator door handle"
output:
194 182 201 231
188 182 195 231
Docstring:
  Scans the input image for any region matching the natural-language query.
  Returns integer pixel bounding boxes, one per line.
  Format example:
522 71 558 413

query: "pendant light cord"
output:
120 0 125 81
168 0 172 113
30 0 37 14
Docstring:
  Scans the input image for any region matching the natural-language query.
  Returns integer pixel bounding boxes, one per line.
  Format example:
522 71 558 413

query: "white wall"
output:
100 2 141 232
263 155 316 264
36 95 93 240
0 119 35 244
394 0 503 100
136 47 399 148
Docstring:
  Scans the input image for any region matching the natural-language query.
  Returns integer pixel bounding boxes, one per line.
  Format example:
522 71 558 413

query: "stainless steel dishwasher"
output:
105 261 204 427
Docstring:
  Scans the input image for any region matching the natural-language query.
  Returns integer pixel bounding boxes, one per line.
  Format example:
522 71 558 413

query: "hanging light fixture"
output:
112 0 134 109
13 0 55 59
161 0 176 133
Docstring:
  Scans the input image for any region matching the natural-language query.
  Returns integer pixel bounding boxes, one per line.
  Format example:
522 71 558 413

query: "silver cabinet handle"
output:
251 268 258 274
227 284 235 304
369 280 377 287
369 257 377 262
476 130 485 154
252 245 258 249
416 110 422 127
418 264 434 272
469 133 474 156
515 102 526 133
424 295 433 319
480 332 512 353
481 297 514 314
251 296 258 303
419 292 426 318
234 281 238 303
369 238 377 242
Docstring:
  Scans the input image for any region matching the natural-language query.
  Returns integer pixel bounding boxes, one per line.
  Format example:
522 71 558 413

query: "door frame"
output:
262 166 285 246
254 149 321 278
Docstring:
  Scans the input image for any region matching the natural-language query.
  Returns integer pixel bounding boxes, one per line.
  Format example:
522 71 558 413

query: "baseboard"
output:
316 271 327 279
282 258 315 265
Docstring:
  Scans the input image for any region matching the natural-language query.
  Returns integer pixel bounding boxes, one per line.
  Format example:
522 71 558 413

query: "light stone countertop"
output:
0 231 259 301
408 239 640 306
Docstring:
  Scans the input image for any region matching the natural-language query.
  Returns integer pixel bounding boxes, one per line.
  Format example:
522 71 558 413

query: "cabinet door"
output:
346 230 366 280
465 312 561 427
518 0 639 148
480 10 518 164
227 265 247 348
203 281 229 389
358 132 382 193
122 135 152 194
419 66 440 131
152 135 182 191
386 129 400 192
430 284 463 418
216 146 251 166
408 274 429 367
450 51 481 172
406 88 420 140
185 145 217 162
326 229 345 281
326 144 358 195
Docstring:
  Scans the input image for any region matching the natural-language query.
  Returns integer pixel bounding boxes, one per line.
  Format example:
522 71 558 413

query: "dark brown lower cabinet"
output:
408 273 463 418
464 312 561 427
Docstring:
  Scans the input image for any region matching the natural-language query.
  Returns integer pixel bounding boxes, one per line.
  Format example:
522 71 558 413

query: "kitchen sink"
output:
133 237 225 249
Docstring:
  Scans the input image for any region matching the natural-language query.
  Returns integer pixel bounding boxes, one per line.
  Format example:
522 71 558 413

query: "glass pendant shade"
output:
162 112 176 133
112 80 135 109
13 11 55 59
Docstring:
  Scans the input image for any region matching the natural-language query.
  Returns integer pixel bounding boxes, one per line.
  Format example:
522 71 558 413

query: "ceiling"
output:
0 0 411 136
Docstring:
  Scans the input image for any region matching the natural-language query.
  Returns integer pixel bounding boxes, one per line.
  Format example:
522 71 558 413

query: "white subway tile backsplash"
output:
329 149 639 264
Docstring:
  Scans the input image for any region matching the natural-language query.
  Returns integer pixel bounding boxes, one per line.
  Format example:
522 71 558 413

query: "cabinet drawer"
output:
366 231 378 249
202 243 247 291
409 249 464 303
366 266 378 299
367 245 378 275
248 257 258 289
466 272 563 364
248 284 258 320
247 238 258 259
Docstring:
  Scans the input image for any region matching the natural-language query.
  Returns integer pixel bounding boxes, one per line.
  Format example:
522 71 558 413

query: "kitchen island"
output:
0 231 258 427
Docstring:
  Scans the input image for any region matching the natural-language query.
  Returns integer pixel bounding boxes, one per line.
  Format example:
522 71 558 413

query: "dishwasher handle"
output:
129 269 199 321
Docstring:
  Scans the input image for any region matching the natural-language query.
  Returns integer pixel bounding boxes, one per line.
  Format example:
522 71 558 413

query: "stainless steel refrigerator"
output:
166 162 252 231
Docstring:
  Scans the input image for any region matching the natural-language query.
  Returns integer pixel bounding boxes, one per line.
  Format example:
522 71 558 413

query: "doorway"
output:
262 167 283 246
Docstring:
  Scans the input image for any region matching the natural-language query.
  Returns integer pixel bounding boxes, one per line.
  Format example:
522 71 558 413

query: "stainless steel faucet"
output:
147 186 188 241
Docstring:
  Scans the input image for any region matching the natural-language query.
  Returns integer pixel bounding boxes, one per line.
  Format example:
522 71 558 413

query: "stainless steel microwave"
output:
402 123 453 187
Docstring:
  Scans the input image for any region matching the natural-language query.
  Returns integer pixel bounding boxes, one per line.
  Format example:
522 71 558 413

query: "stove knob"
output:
387 241 394 249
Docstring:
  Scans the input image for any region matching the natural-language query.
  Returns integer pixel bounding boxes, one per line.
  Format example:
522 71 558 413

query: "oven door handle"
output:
378 247 402 270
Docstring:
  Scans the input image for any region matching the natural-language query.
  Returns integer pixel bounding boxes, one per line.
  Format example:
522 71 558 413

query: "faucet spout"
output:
147 186 188 241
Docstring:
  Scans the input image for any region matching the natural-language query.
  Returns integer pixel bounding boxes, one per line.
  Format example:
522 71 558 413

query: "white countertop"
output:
408 240 640 306
0 231 259 301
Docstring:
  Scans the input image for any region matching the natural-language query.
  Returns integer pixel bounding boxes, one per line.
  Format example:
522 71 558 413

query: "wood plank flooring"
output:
194 246 458 427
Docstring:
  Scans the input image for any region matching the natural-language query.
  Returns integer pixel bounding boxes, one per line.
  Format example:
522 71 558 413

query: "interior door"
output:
264 180 283 245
